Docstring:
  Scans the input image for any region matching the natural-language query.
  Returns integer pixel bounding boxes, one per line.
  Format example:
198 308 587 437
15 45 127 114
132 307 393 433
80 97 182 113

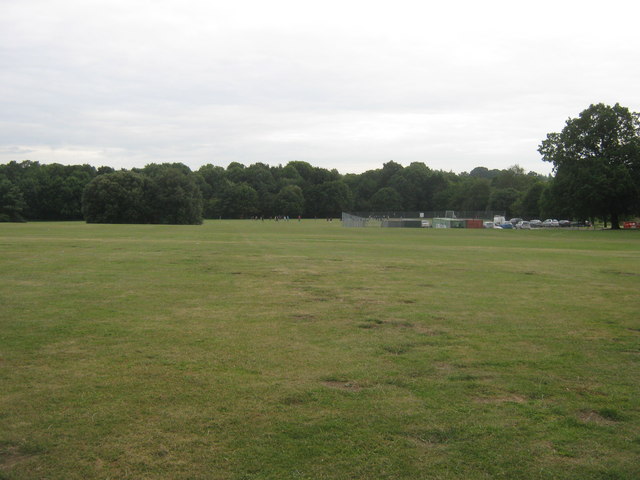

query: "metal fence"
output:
342 211 506 228
342 212 379 227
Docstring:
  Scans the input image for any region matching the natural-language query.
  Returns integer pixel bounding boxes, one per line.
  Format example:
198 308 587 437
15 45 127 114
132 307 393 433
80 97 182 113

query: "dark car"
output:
571 221 590 228
559 220 571 227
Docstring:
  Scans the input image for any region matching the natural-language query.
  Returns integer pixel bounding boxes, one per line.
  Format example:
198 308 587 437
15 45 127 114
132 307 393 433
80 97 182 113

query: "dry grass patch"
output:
474 394 527 404
322 380 362 392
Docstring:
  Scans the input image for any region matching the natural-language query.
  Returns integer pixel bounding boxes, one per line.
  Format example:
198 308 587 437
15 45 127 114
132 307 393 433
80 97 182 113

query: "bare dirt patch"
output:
0 445 33 472
579 410 616 425
414 325 443 336
385 319 413 328
434 362 455 373
474 395 526 404
322 381 362 392
602 269 640 277
12 280 45 287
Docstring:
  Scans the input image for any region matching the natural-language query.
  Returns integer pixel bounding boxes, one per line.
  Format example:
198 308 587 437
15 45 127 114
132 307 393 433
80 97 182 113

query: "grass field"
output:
1 220 639 479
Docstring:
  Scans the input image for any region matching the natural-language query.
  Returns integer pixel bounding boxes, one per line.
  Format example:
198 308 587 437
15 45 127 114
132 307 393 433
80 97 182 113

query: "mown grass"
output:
1 221 639 479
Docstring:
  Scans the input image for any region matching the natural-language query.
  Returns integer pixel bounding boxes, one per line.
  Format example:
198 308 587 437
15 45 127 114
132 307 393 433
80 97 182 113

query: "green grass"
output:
1 221 639 479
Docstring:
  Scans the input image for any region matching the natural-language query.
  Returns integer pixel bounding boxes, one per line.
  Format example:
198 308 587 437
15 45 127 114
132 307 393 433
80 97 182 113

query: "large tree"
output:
488 187 519 218
0 161 97 220
82 171 153 223
370 187 403 211
538 103 640 228
148 167 203 224
0 175 26 222
305 180 353 217
221 182 259 218
274 185 304 217
82 167 203 224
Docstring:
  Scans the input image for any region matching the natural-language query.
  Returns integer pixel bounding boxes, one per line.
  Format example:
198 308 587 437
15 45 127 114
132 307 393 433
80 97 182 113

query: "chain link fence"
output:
342 211 506 228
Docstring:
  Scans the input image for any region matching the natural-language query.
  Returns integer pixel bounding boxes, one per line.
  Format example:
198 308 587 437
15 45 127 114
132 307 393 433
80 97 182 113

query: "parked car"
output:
571 221 591 228
499 222 514 229
558 220 571 227
509 218 523 226
542 219 560 227
529 219 542 228
516 220 531 229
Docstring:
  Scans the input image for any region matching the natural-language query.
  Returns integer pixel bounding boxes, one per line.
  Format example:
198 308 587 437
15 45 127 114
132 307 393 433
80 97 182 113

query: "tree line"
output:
0 159 552 224
1 103 638 226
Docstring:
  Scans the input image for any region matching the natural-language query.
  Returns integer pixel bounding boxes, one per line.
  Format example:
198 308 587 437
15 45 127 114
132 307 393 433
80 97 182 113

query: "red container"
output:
465 219 483 229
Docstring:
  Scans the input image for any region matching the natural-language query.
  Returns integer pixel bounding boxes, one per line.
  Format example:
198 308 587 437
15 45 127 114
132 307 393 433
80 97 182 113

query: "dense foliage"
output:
7 101 640 226
539 103 640 229
0 174 26 222
81 171 155 224
1 159 553 223
0 161 97 220
3 104 638 225
82 167 203 224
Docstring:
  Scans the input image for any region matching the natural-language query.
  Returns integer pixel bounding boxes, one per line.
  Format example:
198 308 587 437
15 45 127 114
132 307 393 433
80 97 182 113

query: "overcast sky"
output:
1 0 639 175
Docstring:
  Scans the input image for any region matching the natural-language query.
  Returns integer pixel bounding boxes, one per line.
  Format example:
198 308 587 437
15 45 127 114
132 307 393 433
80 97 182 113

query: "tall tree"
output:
149 168 203 224
274 185 305 217
0 161 97 220
461 178 491 212
221 183 259 218
305 180 353 217
0 175 26 222
82 171 153 223
538 103 640 228
488 188 520 218
514 181 545 219
370 187 403 211
345 170 381 211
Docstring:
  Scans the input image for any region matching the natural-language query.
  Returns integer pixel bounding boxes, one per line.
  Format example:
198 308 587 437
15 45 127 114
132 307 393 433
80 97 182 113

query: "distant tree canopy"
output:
0 159 553 223
539 103 640 228
0 174 26 222
141 166 203 224
0 161 96 220
82 171 152 223
9 106 639 228
82 166 203 224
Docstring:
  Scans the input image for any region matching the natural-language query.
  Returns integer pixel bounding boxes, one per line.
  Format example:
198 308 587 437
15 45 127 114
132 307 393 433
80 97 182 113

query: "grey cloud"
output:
1 0 639 175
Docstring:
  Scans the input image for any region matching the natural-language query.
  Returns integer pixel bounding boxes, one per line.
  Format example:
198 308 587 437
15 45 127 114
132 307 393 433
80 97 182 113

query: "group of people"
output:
249 215 335 222
251 215 303 221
